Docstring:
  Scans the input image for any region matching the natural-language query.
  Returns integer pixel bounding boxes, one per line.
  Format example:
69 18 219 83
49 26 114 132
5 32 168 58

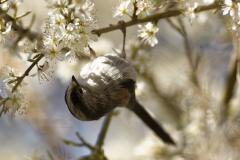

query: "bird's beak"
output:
72 76 79 85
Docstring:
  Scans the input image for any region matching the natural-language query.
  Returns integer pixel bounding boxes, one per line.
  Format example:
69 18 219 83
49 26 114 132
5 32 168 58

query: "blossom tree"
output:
0 0 240 159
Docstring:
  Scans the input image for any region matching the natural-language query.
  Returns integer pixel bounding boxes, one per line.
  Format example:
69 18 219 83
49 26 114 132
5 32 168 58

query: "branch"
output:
1 9 40 41
95 110 114 148
177 18 199 87
11 54 44 92
92 2 221 36
76 132 95 150
220 36 238 123
166 18 184 36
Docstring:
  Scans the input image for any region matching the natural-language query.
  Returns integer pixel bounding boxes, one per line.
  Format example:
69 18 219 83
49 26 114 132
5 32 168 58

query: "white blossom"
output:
21 40 40 60
4 89 26 116
43 0 98 59
59 23 76 42
112 0 131 18
1 66 17 83
1 2 9 12
43 43 64 61
138 22 159 47
30 61 54 84
43 28 62 48
75 0 96 21
0 21 17 46
203 0 214 4
0 66 27 91
184 2 198 26
46 0 68 9
222 0 235 17
136 0 155 16
126 37 151 73
48 12 66 27
2 21 12 35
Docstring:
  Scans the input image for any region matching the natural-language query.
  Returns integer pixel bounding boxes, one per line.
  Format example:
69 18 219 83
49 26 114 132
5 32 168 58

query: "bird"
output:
65 21 175 145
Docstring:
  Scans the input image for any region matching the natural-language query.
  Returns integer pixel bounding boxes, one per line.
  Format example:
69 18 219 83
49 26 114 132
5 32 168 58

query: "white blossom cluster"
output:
183 2 198 26
126 37 152 73
0 0 98 116
112 0 155 18
221 0 240 37
173 0 240 30
0 0 22 48
43 0 98 60
0 66 27 117
112 0 159 47
0 0 28 117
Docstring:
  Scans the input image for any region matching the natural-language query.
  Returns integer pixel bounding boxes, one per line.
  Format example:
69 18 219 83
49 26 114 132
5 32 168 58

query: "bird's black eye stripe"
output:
70 88 84 107
70 88 90 115
78 88 83 94
121 79 135 94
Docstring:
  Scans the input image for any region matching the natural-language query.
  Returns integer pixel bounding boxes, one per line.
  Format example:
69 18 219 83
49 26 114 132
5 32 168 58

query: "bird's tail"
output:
127 95 175 145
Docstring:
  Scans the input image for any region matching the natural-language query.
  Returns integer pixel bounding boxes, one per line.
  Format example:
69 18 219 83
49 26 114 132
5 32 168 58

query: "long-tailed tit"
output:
65 21 175 145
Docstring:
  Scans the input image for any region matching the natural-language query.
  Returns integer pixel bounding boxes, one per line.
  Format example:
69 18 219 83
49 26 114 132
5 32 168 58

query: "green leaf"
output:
28 59 35 62
7 78 18 84
32 54 40 59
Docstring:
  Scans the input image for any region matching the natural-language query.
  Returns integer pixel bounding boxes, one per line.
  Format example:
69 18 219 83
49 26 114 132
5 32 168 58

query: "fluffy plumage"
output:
65 53 137 121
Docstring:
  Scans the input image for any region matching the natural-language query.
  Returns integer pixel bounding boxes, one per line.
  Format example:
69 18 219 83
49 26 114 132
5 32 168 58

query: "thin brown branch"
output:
11 54 44 92
220 37 238 123
166 18 184 36
177 18 199 87
132 0 138 20
95 110 114 148
76 132 95 150
92 2 221 36
1 11 39 40
15 10 32 20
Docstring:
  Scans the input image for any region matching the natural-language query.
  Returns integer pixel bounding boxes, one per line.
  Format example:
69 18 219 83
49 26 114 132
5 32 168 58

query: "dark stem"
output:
118 21 127 58
11 54 44 92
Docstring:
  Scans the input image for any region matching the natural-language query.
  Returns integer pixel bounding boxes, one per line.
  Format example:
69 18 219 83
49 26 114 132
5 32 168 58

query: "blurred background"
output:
1 0 240 159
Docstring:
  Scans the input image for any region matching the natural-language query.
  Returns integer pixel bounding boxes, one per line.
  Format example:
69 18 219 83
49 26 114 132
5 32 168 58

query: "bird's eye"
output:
78 88 83 94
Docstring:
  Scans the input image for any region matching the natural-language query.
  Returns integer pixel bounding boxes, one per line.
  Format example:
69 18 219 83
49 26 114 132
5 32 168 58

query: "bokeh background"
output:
1 0 240 159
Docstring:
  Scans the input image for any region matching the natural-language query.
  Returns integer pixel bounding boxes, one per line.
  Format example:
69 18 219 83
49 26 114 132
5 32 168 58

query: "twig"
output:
60 137 85 147
132 0 138 20
95 110 114 148
11 54 44 92
73 111 114 159
15 10 32 20
177 18 199 87
76 132 95 150
166 18 184 36
92 2 220 36
1 12 39 40
220 34 238 124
